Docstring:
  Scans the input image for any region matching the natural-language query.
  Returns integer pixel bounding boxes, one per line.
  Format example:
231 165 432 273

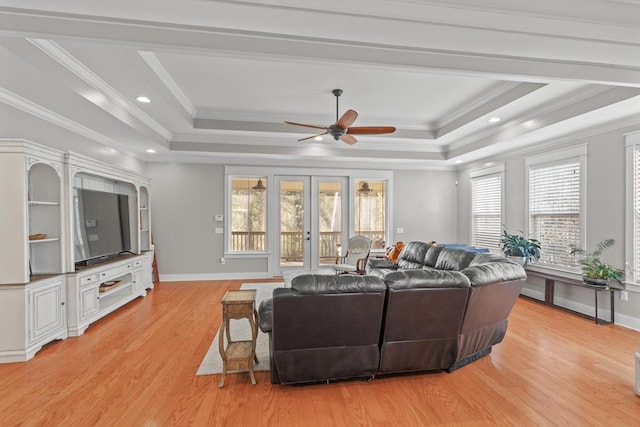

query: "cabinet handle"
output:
61 302 65 305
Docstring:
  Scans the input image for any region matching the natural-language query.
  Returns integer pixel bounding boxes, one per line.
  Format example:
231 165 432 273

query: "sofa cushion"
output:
384 269 471 290
397 241 431 269
423 246 444 267
291 274 386 295
434 248 477 271
368 258 398 269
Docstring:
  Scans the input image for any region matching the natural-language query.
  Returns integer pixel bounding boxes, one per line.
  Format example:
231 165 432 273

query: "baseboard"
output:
159 272 277 282
520 290 640 331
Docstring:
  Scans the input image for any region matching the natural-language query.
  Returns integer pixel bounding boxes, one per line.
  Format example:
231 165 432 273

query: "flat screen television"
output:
73 188 132 267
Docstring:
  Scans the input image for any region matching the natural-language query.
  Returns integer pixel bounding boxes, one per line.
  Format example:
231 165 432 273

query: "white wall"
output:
146 164 459 280
393 169 458 245
457 126 640 330
145 162 268 281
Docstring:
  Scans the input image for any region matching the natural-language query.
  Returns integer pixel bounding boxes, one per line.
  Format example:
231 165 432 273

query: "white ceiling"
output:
0 0 639 169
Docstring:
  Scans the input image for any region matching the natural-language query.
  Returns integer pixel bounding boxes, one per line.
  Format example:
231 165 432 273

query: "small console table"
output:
218 289 258 387
526 269 624 325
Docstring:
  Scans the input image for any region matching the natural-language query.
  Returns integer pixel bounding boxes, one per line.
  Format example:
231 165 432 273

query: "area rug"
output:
196 282 284 376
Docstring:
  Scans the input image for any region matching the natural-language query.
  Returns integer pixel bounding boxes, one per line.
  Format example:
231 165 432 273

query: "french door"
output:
274 176 347 275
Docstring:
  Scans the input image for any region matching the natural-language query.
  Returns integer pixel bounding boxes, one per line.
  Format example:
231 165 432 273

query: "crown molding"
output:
26 38 172 141
1 8 638 87
138 50 196 118
0 87 135 154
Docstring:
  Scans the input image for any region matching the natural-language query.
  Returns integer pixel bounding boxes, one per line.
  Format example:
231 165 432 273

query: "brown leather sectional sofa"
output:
259 242 527 385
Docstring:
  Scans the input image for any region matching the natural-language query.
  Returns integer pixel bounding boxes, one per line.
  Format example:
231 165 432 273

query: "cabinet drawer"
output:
98 264 132 281
80 274 98 287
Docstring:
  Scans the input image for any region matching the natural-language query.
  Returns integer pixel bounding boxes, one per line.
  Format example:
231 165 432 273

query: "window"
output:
470 169 503 252
527 146 586 269
230 177 267 252
626 135 640 286
354 180 386 243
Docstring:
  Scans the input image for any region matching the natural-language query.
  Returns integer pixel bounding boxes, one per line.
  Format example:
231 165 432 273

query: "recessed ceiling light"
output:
146 148 156 153
136 96 151 103
455 160 463 164
314 136 323 141
484 162 494 166
488 117 501 123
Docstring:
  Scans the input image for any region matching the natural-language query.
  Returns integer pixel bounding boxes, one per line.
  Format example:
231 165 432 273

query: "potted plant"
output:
500 230 541 265
569 239 623 286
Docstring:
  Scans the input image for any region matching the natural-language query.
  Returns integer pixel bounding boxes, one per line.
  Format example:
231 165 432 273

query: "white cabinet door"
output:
79 285 99 321
28 279 66 345
133 268 144 293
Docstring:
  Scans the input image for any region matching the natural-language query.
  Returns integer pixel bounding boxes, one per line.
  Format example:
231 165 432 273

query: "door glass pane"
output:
231 177 266 252
355 180 386 246
280 180 304 267
318 181 343 266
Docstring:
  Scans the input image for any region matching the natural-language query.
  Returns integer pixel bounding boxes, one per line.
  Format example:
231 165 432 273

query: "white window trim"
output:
223 166 393 261
225 173 271 257
525 144 587 274
469 164 505 251
625 131 640 293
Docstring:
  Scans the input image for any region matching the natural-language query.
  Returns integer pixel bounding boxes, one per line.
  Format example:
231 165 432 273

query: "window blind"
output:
529 160 581 267
471 174 502 252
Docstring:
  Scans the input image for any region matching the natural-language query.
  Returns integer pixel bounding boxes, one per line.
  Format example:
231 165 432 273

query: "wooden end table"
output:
218 289 258 387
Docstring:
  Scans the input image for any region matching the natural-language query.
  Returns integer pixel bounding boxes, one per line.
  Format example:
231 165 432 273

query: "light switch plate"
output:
215 227 223 234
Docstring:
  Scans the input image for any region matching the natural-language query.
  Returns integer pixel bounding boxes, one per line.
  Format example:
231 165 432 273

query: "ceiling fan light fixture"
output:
284 89 395 144
252 178 266 191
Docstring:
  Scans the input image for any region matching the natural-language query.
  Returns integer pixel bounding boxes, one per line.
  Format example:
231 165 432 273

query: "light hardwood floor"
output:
1 279 639 426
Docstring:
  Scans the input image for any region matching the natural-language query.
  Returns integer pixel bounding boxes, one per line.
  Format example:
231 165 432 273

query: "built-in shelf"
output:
98 281 131 299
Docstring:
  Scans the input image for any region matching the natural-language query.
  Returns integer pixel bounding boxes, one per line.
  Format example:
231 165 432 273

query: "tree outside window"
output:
354 180 386 243
231 177 267 252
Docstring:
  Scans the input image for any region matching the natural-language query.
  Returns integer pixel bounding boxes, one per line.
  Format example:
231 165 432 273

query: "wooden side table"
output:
218 289 258 387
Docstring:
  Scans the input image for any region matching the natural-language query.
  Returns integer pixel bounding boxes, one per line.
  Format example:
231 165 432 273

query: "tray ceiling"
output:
0 0 639 169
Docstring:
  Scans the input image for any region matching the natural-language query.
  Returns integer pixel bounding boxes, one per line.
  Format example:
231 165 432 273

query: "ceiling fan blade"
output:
336 110 358 130
285 121 329 131
340 134 358 145
347 126 396 135
298 131 328 142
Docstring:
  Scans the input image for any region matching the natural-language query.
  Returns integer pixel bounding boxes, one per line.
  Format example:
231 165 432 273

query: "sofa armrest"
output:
461 262 526 286
258 298 273 333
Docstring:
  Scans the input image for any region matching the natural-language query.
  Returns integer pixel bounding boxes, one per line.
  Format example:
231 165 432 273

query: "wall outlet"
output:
214 214 223 222
620 290 629 301
396 227 404 234
220 257 225 264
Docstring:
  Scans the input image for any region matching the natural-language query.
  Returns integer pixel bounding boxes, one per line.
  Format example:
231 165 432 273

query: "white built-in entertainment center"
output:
0 140 153 363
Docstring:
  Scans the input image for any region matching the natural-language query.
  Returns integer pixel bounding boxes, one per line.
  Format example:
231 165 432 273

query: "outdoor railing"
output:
231 230 384 261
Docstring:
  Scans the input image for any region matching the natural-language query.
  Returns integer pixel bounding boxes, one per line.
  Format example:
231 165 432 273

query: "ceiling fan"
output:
285 89 396 145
